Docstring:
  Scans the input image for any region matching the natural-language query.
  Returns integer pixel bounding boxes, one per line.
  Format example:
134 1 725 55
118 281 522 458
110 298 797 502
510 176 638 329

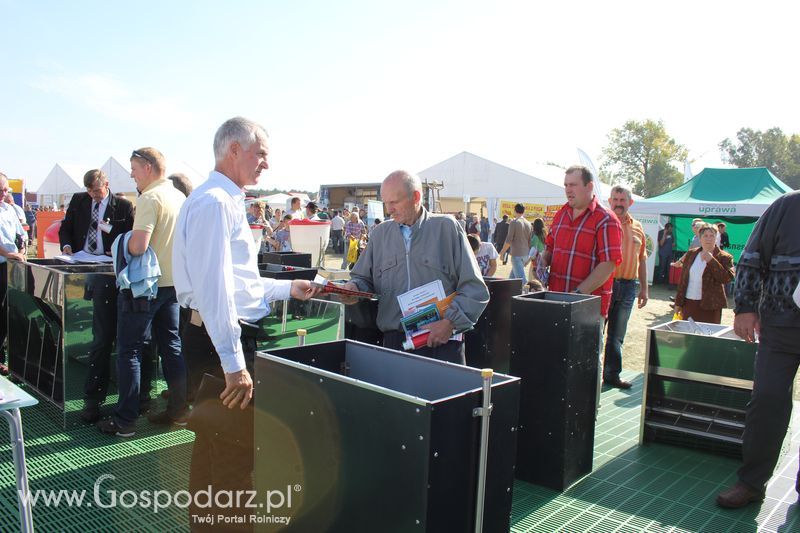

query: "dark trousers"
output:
84 275 118 406
0 262 7 363
382 330 466 364
738 325 800 493
185 319 257 532
331 229 344 253
658 253 672 283
603 279 638 381
114 287 186 425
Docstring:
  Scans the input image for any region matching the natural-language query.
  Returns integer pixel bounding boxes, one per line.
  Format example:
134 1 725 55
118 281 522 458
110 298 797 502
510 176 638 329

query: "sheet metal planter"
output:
510 291 603 491
6 259 159 428
464 277 521 374
254 340 521 532
640 320 756 457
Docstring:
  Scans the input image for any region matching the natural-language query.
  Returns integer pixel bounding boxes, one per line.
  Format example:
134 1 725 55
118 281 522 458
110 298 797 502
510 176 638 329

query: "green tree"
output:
719 127 800 189
601 119 688 197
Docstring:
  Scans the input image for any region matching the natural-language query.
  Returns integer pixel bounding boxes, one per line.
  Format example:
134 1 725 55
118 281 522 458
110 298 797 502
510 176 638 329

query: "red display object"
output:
669 264 683 285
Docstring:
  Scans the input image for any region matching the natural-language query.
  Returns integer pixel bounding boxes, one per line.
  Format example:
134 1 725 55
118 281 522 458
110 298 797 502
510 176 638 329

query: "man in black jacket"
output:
716 191 800 508
492 214 510 265
60 169 134 422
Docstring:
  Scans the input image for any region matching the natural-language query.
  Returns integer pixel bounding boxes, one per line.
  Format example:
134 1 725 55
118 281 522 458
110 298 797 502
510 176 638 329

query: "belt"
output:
614 278 638 282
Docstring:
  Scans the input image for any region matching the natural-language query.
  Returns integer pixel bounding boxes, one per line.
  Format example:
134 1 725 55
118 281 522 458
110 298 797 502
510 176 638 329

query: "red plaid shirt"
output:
545 196 622 317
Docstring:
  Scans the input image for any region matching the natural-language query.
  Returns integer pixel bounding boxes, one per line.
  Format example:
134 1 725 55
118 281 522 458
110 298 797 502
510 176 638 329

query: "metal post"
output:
281 299 288 333
473 368 493 533
297 328 307 346
2 409 34 532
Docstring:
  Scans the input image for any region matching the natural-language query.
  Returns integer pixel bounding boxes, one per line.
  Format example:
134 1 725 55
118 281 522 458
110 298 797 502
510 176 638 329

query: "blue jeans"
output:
509 255 527 285
114 286 186 425
603 279 638 381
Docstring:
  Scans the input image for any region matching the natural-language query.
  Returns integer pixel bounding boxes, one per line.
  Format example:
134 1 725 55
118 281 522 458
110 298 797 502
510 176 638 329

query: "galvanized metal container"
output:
640 320 757 457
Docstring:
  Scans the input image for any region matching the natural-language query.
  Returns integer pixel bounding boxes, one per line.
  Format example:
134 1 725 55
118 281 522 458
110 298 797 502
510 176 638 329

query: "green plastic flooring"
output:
510 372 800 533
0 371 797 532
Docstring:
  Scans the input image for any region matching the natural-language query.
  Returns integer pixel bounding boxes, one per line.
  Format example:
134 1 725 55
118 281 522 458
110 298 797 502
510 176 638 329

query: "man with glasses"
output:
97 148 187 437
0 173 26 375
60 169 135 422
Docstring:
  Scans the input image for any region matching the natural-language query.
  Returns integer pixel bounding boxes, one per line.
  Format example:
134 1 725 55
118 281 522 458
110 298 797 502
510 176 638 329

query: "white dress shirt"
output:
173 171 292 374
685 253 707 300
82 193 110 255
330 215 345 231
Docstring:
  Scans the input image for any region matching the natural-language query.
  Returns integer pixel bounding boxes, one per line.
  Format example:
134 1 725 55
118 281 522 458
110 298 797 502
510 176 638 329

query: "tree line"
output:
600 120 800 197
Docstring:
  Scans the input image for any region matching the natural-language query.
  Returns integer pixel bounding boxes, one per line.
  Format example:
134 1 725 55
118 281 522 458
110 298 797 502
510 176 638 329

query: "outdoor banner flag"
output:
633 213 661 284
577 148 608 208
683 160 693 183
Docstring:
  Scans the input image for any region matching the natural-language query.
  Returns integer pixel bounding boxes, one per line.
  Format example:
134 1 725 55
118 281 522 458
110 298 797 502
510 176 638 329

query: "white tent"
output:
419 151 566 203
254 193 291 212
419 151 626 204
100 157 138 194
166 161 206 188
37 164 83 207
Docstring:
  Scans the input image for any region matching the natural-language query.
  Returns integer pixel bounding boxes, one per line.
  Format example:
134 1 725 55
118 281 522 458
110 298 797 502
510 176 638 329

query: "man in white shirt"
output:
330 210 345 253
286 196 303 219
173 116 319 526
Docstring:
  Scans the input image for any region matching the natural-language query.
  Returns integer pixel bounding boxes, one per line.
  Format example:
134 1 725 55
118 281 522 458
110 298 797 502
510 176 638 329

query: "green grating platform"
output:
0 371 798 532
510 371 800 533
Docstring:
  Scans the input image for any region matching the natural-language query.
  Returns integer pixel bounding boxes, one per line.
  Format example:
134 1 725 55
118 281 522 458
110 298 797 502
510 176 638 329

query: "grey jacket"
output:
350 208 490 334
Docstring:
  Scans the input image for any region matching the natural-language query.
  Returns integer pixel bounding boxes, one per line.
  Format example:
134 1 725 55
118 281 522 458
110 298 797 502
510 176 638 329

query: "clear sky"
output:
1 0 798 192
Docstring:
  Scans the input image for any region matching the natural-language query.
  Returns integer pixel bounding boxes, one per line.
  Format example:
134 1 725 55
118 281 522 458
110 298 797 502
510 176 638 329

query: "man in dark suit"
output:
60 169 134 422
493 214 510 265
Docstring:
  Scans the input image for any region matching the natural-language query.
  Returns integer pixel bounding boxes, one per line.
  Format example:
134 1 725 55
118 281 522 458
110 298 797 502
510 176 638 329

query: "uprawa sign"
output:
698 204 737 215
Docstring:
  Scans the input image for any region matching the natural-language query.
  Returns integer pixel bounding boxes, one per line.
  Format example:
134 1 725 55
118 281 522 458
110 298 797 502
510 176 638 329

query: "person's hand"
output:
734 312 760 343
62 245 73 255
337 281 361 305
6 252 25 262
637 287 648 308
290 279 321 300
422 319 454 347
700 250 713 262
220 368 253 410
674 305 682 317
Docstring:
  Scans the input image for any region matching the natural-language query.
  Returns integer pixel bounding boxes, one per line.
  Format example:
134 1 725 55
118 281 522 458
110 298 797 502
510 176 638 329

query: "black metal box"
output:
258 263 318 281
259 251 312 268
254 340 521 532
465 277 521 373
510 291 602 491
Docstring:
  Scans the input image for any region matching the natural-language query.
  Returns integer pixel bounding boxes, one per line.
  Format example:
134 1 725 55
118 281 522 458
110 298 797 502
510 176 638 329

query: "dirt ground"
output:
322 250 800 400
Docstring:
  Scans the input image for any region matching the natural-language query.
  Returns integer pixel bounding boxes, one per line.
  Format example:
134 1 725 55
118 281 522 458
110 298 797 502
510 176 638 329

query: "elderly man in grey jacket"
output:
341 170 489 364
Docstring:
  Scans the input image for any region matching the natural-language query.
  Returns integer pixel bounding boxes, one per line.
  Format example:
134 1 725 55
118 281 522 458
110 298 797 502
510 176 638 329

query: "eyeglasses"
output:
131 150 155 165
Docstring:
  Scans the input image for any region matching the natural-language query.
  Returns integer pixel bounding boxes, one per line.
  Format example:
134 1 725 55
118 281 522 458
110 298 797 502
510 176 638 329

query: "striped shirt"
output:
545 196 622 317
615 213 647 280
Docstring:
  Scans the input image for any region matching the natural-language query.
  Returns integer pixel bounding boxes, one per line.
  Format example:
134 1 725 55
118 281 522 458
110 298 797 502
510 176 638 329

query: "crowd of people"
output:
1 119 796 525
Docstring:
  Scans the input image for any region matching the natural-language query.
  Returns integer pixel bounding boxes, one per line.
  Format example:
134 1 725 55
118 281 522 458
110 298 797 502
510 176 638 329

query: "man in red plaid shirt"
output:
542 165 622 318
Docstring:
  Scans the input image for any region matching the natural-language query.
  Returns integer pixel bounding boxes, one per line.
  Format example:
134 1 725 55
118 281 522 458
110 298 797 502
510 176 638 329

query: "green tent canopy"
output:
630 167 792 218
630 167 793 264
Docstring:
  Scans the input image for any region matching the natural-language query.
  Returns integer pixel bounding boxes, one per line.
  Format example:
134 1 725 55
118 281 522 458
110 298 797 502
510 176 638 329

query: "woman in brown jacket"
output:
674 223 735 324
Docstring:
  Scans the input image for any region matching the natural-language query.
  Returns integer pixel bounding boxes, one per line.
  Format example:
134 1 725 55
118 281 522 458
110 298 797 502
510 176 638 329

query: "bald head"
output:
381 169 423 225
383 170 422 200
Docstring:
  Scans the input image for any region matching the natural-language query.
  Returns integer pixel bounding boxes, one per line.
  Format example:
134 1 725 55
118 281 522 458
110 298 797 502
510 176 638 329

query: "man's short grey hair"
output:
213 117 268 162
610 184 632 200
383 170 422 199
